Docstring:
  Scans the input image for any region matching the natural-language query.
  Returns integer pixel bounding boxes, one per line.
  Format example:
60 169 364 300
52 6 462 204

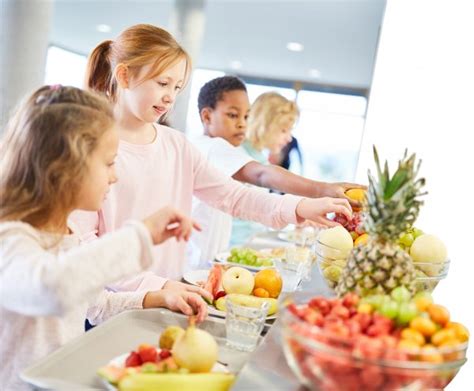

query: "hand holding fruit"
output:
296 197 352 228
316 182 367 210
143 206 201 244
143 290 208 323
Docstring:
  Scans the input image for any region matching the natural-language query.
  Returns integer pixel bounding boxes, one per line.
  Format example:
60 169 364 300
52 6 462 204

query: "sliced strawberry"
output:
138 344 158 363
158 349 172 360
125 351 142 367
213 290 226 301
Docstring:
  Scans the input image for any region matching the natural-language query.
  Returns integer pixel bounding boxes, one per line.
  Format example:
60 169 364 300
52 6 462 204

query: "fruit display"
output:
336 148 426 296
98 319 234 391
226 248 274 268
333 211 368 245
203 265 282 317
281 292 469 391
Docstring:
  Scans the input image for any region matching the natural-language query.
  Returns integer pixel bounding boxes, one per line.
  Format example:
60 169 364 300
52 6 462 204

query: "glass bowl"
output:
280 299 468 391
313 240 450 294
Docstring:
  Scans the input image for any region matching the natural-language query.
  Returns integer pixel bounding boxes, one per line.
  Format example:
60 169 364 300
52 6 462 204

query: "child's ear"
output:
114 63 129 88
200 107 212 125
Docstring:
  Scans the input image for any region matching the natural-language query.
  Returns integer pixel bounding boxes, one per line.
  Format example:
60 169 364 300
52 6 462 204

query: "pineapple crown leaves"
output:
365 146 427 241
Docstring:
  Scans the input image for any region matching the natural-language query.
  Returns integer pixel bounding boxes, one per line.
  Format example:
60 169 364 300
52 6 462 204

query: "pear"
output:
159 325 185 350
172 318 218 373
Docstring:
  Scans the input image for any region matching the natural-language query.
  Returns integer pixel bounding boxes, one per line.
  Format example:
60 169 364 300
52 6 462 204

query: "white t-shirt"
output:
187 135 254 269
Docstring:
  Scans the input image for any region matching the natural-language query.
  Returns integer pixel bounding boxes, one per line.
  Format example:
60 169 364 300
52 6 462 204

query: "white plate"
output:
182 269 209 286
214 250 276 272
101 350 228 390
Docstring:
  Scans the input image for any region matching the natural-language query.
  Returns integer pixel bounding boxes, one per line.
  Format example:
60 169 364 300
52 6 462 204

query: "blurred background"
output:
1 0 386 183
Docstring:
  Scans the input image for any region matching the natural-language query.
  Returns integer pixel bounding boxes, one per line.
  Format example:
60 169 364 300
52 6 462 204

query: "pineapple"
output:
336 146 426 296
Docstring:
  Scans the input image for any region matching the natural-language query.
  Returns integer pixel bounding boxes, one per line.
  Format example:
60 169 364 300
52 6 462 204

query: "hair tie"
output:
50 84 62 91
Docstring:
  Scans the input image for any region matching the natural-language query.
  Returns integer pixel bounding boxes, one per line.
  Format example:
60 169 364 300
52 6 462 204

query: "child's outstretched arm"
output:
191 143 350 230
234 161 366 209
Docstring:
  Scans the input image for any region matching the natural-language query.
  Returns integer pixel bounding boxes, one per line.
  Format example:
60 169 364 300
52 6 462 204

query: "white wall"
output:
357 0 474 388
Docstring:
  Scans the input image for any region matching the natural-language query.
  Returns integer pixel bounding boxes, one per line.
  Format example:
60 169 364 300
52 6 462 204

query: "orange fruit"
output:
427 304 450 326
431 328 456 346
254 269 283 298
401 328 425 346
253 288 270 298
354 233 369 246
446 322 470 342
410 317 437 337
345 188 366 203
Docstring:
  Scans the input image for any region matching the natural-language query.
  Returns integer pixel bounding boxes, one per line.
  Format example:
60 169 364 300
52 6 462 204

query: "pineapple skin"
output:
336 239 417 296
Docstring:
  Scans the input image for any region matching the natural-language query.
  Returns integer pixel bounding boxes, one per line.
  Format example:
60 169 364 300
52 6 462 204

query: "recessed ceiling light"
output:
96 24 111 33
309 68 322 78
230 60 242 70
286 42 304 52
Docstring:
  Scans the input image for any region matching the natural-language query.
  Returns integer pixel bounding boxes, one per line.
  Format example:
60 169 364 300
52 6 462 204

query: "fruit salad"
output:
98 320 235 391
281 291 468 391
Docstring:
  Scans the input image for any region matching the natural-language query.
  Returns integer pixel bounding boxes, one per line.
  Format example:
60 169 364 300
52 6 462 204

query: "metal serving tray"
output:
21 308 254 390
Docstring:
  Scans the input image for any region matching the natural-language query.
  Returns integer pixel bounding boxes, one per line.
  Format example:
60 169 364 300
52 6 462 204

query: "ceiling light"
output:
230 60 242 70
286 42 304 52
309 68 322 78
96 24 111 33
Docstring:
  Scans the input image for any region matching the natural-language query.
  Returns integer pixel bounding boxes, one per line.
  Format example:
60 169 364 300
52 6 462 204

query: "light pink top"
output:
72 125 303 284
0 220 154 390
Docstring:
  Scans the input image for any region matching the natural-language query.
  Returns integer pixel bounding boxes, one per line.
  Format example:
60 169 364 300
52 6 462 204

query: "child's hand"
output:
296 197 352 228
143 206 201 245
317 182 367 209
162 280 213 303
143 290 208 323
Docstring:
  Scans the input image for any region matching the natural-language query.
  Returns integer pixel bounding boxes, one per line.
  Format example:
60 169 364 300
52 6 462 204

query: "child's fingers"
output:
175 297 193 316
192 221 202 232
186 284 213 302
333 204 352 220
186 294 208 323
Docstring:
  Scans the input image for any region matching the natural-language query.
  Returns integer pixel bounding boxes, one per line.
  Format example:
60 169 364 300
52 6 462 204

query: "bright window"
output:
44 46 87 88
293 90 367 182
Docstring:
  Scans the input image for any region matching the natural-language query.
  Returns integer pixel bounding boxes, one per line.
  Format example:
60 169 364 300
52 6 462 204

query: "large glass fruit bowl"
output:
280 298 468 391
314 239 450 294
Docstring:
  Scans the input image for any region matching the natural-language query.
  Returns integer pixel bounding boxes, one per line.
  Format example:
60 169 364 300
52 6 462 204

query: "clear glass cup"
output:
275 246 306 292
225 297 269 352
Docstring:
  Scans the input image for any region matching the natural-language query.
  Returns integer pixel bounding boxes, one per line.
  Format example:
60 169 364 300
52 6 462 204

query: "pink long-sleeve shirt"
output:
72 124 303 283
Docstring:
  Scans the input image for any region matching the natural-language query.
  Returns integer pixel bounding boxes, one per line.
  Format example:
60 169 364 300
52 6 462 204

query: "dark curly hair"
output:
198 76 247 113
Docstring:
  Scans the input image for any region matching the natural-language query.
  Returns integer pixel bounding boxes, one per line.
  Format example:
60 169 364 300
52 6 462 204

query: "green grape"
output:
412 228 424 239
262 259 273 267
399 233 414 248
364 294 386 309
378 300 399 319
230 248 239 256
397 302 418 325
391 286 412 303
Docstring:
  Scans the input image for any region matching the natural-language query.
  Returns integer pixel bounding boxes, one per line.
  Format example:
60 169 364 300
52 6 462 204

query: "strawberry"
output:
158 349 172 360
302 308 324 327
342 292 359 308
125 351 142 367
138 344 158 363
213 290 226 301
308 297 331 315
330 305 350 319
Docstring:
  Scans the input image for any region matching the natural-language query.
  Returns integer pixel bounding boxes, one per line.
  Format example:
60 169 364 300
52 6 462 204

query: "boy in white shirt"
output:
189 76 364 268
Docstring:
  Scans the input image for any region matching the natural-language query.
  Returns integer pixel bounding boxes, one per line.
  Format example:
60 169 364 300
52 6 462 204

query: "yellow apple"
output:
222 267 254 295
